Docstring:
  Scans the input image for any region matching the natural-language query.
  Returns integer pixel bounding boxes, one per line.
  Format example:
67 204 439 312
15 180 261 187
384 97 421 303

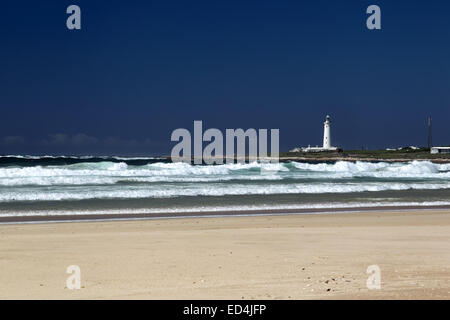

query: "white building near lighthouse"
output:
289 115 338 152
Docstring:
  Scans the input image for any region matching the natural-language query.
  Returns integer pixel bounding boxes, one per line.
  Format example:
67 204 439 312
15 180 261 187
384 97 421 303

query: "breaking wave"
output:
0 159 449 202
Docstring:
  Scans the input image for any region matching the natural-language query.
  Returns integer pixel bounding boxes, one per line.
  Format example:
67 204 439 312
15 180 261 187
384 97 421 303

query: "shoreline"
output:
167 156 450 164
279 157 450 163
2 204 450 224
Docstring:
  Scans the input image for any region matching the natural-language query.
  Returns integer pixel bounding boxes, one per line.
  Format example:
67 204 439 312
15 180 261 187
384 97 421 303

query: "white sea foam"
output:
292 160 450 178
0 181 449 201
0 160 448 179
0 160 449 201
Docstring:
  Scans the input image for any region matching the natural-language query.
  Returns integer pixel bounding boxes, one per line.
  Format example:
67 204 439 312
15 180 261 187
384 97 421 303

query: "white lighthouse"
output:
289 115 338 153
323 115 331 149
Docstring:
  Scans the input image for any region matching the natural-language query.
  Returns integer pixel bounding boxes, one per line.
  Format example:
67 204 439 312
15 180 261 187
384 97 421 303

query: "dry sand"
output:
0 209 449 299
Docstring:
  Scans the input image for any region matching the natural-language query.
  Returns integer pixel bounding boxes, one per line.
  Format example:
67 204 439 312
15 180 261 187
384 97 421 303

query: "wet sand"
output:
1 204 450 223
0 209 449 299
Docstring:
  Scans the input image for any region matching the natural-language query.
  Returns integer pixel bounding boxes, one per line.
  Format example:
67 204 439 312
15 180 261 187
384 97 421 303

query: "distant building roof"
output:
430 146 450 154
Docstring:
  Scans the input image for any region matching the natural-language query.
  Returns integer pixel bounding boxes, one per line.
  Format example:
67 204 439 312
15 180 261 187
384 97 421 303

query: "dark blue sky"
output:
1 0 449 155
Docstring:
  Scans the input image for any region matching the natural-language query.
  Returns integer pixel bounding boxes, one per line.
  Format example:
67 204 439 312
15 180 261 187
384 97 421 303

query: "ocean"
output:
1 155 450 219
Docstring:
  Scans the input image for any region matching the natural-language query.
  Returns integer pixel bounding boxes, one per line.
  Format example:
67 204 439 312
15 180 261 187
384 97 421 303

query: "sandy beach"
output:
0 209 449 300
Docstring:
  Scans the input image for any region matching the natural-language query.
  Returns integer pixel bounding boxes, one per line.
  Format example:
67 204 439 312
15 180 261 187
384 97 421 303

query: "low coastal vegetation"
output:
281 148 450 162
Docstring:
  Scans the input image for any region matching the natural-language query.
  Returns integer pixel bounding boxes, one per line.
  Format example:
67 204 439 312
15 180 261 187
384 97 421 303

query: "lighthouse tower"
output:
289 115 338 152
323 115 331 149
